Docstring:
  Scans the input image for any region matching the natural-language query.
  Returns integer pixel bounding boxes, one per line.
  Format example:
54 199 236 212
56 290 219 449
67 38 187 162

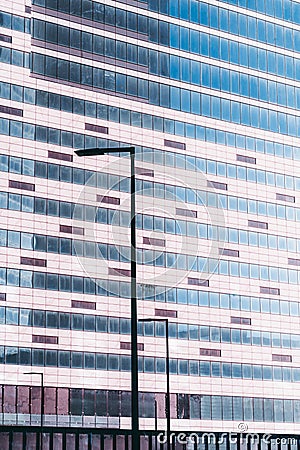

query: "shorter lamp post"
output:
23 372 44 450
138 318 170 450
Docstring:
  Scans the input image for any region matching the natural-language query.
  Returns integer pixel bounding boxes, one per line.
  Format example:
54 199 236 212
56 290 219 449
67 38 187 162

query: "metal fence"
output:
0 427 299 450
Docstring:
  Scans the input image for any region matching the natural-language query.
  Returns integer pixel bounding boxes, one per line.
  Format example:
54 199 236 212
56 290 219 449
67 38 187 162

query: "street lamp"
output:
23 372 44 450
74 146 139 450
139 318 170 450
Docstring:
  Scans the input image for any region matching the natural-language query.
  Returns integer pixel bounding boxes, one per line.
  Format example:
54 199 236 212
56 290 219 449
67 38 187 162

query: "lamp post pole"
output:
75 146 139 450
23 372 44 450
138 318 170 450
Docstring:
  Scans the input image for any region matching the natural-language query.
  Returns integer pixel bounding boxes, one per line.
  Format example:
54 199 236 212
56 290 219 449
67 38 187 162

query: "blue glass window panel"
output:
199 3 208 25
200 33 209 56
180 27 189 51
170 24 179 48
200 361 211 376
190 30 199 53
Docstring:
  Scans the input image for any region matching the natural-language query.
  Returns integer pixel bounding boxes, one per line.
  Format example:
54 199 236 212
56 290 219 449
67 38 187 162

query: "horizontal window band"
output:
1 299 300 348
1 220 299 279
2 79 300 165
0 276 298 323
30 53 300 141
1 343 300 386
31 1 299 60
0 144 296 252
30 20 300 115
1 383 299 422
1 119 300 223
32 39 150 75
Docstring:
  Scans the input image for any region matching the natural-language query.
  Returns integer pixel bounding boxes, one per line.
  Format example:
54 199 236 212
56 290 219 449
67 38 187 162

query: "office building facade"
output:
0 0 300 448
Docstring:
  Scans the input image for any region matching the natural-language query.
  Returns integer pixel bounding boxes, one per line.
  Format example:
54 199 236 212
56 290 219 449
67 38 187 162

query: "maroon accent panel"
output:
260 286 280 295
155 392 165 419
9 180 35 191
248 220 268 229
59 225 84 235
164 139 186 150
176 208 197 218
85 123 108 134
220 248 239 257
0 104 22 116
72 300 96 310
143 237 165 247
208 180 228 190
272 354 292 362
231 316 251 325
0 432 9 448
25 5 31 12
20 257 47 267
236 154 256 164
97 195 120 205
48 150 73 162
44 388 56 414
3 385 16 413
32 335 58 344
0 293 6 301
136 167 154 177
109 268 131 277
155 308 177 318
57 388 69 415
17 386 30 414
0 35 12 43
200 348 221 357
120 342 144 351
31 387 41 414
187 278 209 287
288 258 300 266
276 193 295 203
